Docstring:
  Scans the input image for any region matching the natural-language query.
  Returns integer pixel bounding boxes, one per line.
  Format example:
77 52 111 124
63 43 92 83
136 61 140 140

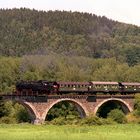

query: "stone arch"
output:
94 98 133 116
43 98 89 120
3 98 37 123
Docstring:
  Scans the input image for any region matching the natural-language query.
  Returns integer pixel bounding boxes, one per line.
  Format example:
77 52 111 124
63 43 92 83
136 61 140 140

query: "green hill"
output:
0 8 140 66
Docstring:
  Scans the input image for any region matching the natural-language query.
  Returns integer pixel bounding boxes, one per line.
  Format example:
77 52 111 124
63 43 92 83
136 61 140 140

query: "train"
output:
15 80 140 96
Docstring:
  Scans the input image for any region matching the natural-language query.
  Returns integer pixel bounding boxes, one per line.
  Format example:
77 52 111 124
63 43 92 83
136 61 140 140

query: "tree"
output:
107 109 127 123
0 97 7 117
134 94 140 116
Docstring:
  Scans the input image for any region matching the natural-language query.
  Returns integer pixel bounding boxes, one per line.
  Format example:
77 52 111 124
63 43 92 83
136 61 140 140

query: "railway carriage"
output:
121 82 140 93
57 82 90 94
89 81 119 93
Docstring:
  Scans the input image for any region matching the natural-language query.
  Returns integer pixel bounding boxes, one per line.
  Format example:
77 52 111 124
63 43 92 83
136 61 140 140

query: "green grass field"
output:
0 124 140 140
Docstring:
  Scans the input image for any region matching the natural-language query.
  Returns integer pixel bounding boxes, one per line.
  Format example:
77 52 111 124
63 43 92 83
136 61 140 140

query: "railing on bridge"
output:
1 94 135 103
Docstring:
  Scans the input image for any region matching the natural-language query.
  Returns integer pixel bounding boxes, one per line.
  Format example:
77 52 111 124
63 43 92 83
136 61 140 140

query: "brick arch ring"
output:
94 98 133 115
42 98 89 120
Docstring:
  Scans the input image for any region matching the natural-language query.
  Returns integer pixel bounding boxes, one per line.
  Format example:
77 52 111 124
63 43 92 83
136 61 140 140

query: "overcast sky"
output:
0 0 140 26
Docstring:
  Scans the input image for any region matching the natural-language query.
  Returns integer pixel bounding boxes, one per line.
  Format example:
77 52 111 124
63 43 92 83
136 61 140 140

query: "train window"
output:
89 85 92 89
78 85 80 88
96 85 100 88
76 85 78 88
127 86 130 88
60 84 63 87
111 85 115 89
112 85 116 89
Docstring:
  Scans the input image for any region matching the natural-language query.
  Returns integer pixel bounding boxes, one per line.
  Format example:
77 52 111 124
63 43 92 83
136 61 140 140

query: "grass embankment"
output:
0 124 140 140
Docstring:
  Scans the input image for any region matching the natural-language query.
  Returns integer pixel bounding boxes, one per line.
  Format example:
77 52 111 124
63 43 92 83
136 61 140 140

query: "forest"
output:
0 8 140 124
0 8 140 66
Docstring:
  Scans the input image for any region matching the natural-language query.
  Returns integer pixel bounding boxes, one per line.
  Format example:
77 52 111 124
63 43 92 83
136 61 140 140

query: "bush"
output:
48 117 67 125
100 118 116 125
107 109 127 123
46 116 80 125
80 116 116 126
0 116 17 124
14 104 31 123
134 94 140 116
46 115 116 126
80 116 103 125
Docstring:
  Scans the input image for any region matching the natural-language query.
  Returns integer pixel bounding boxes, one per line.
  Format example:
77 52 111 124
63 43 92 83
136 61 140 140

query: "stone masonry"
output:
3 95 134 124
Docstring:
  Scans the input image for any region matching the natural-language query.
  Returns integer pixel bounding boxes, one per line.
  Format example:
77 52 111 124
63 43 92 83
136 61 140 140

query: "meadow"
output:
0 124 140 140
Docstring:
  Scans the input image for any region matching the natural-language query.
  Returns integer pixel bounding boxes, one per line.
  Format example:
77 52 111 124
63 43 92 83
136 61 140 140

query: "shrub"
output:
107 109 127 123
80 116 115 125
100 118 116 125
49 117 67 125
0 116 17 124
134 94 140 116
46 116 80 125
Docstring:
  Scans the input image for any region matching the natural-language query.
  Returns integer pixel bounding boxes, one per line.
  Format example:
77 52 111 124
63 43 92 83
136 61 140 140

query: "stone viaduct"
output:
3 95 134 124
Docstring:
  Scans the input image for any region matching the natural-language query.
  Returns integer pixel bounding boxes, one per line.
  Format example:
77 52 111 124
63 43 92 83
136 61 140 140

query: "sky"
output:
0 0 140 26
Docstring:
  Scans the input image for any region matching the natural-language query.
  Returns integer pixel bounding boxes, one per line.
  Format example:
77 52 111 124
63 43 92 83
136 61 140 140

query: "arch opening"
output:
15 100 36 123
45 100 86 122
96 100 130 118
1 99 36 123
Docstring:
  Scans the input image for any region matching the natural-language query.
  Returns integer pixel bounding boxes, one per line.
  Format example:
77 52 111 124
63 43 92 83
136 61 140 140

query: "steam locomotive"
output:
15 80 140 96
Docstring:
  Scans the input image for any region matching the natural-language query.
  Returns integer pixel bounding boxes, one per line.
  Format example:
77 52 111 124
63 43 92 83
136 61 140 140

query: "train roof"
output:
121 82 140 86
16 80 140 86
57 81 89 85
90 81 118 85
